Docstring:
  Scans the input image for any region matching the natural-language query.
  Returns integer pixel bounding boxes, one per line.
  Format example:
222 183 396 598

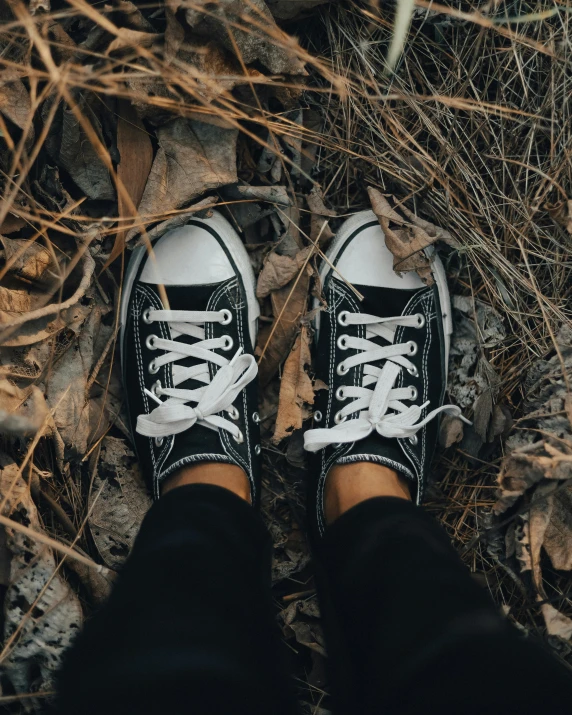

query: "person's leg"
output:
314 462 572 714
58 470 296 715
303 212 572 714
59 215 296 714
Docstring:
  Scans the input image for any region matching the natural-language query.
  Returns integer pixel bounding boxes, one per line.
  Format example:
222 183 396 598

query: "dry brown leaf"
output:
546 199 572 235
368 187 435 284
257 246 312 299
258 261 312 386
0 380 49 436
183 0 307 75
307 186 336 243
0 237 54 282
400 203 459 247
46 300 110 457
106 28 161 54
439 413 464 448
89 436 152 569
237 185 291 206
0 285 33 313
0 457 83 694
129 118 238 241
541 603 572 640
106 99 154 265
0 78 33 135
273 326 315 443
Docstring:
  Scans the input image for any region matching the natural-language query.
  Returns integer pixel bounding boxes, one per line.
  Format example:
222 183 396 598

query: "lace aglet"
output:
144 387 163 405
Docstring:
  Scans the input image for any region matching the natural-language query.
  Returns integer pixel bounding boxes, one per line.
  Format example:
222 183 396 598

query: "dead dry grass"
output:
0 0 571 709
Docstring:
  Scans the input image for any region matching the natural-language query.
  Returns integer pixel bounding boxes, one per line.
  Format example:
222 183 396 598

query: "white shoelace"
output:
304 310 469 452
136 308 257 444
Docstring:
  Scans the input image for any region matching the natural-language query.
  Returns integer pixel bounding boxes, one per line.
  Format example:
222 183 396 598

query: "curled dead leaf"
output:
272 326 315 443
257 246 312 299
0 380 49 436
0 236 55 282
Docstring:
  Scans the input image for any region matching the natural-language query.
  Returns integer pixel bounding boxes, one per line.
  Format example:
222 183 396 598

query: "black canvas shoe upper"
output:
120 212 262 503
304 211 467 536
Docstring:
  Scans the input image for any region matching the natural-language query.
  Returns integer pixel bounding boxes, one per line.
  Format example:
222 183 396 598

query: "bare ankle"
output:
161 463 251 503
324 462 411 524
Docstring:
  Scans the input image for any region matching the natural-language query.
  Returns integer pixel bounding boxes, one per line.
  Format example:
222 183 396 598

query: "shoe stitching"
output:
394 289 434 495
208 280 251 480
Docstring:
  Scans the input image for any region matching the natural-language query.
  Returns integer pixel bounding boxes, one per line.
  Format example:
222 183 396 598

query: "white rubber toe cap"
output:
140 224 235 286
322 210 424 290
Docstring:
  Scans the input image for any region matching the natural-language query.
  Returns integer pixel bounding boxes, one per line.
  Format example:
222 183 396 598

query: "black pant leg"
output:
314 496 572 714
58 484 296 715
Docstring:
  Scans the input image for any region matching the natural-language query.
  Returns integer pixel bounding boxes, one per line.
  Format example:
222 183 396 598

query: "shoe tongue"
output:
163 283 222 392
355 284 417 318
160 283 227 472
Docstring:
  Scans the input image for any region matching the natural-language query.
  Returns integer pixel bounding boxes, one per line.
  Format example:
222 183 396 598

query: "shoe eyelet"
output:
254 444 261 455
334 411 347 424
148 359 160 374
222 336 234 351
142 307 153 324
154 437 164 447
314 410 323 422
228 406 239 420
252 411 261 423
220 309 232 325
407 365 419 377
233 430 244 444
336 362 349 376
409 386 418 401
415 313 426 328
338 310 350 326
335 386 346 401
146 334 158 350
151 380 162 398
337 335 349 350
409 434 419 446
407 340 418 356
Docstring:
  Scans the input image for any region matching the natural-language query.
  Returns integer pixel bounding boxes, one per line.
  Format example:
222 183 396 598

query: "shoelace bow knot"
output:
304 311 469 452
136 309 257 443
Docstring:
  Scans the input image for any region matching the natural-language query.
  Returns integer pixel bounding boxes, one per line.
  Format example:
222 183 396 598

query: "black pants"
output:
58 484 572 714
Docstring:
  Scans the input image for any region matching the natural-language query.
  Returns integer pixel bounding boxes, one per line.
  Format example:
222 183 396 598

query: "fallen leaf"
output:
89 437 152 570
0 285 33 313
130 118 238 240
183 0 307 75
46 299 110 458
0 78 33 136
43 95 115 202
237 185 292 206
368 187 435 284
0 380 49 436
257 245 312 298
541 603 572 640
439 413 465 448
307 185 336 242
273 326 315 443
257 260 312 385
0 236 55 282
106 28 160 54
106 99 154 265
0 456 83 695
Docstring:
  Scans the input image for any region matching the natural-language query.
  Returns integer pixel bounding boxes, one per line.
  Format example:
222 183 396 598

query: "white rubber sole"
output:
119 210 259 371
315 209 452 371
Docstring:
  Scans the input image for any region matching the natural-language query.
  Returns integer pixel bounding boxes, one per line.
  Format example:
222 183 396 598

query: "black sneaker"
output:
120 211 261 502
304 210 467 536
